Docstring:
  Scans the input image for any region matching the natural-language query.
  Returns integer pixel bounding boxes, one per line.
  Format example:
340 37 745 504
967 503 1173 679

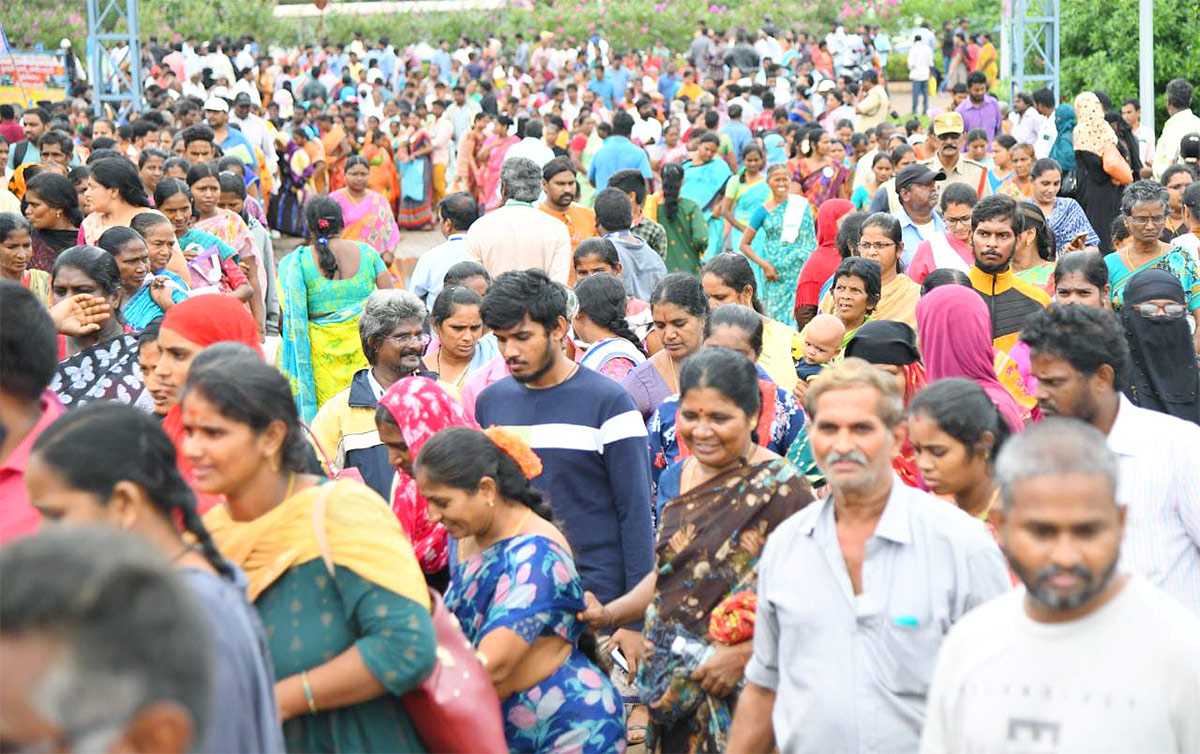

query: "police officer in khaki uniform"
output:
922 111 993 198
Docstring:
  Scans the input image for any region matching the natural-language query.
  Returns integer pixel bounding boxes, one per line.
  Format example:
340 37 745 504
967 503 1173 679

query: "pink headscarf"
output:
916 286 1026 433
378 376 479 574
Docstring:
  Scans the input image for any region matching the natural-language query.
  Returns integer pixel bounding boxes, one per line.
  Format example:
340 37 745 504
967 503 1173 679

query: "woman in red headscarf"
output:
156 295 263 512
794 198 854 329
373 376 478 591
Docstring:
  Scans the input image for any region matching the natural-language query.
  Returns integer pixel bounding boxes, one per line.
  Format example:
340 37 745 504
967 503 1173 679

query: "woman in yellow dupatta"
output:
193 346 437 754
853 213 920 327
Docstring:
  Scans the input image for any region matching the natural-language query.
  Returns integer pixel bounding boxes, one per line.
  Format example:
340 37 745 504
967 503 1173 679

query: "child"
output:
795 313 846 381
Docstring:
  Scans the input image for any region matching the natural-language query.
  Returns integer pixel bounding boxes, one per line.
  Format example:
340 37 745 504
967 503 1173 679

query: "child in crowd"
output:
795 313 845 381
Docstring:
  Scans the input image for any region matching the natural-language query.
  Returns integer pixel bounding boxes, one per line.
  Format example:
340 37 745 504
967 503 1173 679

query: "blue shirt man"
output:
721 105 753 166
588 69 616 110
587 112 652 191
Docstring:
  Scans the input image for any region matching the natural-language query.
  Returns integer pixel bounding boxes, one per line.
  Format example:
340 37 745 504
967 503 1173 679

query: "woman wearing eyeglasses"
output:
1105 181 1200 355
848 212 920 328
1120 269 1200 423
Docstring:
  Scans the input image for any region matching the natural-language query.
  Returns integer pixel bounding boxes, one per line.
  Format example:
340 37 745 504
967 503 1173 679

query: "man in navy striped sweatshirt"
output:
475 270 655 617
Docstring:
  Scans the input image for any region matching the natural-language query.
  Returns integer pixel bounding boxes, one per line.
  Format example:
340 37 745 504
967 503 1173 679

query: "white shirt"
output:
466 201 571 284
907 40 934 81
1132 122 1155 168
231 78 261 107
1011 107 1045 147
921 577 1200 754
409 233 472 310
1153 108 1200 179
1107 394 1200 614
503 137 555 169
1034 113 1058 159
630 113 663 145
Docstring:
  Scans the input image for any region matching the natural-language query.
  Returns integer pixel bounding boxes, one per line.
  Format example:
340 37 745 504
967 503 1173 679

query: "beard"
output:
1007 552 1120 611
511 340 557 384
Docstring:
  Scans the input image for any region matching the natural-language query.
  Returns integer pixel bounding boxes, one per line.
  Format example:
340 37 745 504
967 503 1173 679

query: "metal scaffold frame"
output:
87 0 143 116
1007 0 1059 101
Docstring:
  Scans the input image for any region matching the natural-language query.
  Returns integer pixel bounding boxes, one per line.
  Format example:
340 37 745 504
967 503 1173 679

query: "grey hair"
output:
1120 179 1170 216
500 157 542 202
359 289 428 365
995 418 1119 510
0 527 212 751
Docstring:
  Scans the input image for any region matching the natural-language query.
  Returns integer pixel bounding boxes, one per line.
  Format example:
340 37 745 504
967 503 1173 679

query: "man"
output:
608 168 667 256
36 130 73 171
0 104 23 145
1154 78 1200 179
203 96 257 171
922 111 992 197
907 33 933 116
311 289 433 501
588 111 652 191
514 33 531 71
1009 91 1044 147
956 71 1003 146
906 183 978 282
891 163 947 267
1032 87 1058 159
727 358 1010 754
593 187 667 300
503 119 555 168
0 527 213 754
446 85 481 142
630 98 663 146
474 270 654 611
921 419 1200 753
428 99 454 206
179 124 217 164
1020 305 1200 614
466 157 571 284
229 92 276 180
721 104 753 165
1121 97 1155 174
6 107 48 170
411 192 479 308
538 157 597 252
967 194 1051 351
689 25 713 75
855 69 889 131
587 66 616 110
0 283 65 544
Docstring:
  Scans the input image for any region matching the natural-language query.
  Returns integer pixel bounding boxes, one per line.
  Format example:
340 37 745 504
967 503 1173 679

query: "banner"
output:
0 51 69 105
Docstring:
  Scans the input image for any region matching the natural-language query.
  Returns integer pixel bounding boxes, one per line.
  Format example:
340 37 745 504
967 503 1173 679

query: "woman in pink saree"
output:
475 115 518 211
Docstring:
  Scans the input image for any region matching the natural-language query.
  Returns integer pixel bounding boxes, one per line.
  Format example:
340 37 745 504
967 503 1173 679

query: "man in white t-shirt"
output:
921 419 1200 754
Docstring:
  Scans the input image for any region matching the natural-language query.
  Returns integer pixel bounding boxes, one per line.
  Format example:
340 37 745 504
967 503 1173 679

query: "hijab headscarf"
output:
795 198 855 312
378 376 479 574
1120 269 1200 424
1049 104 1077 171
1072 92 1116 156
916 285 1026 433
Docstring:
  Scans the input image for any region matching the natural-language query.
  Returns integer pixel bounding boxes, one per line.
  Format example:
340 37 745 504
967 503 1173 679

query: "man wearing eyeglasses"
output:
892 163 948 267
921 111 993 199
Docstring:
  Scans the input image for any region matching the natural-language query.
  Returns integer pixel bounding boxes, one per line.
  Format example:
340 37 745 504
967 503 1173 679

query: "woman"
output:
794 200 857 329
333 155 401 267
453 113 490 199
907 378 1012 526
155 178 253 301
1054 249 1110 308
573 272 648 382
79 157 154 244
849 212 920 327
648 304 815 487
850 152 893 210
583 348 813 752
946 35 969 90
362 130 400 205
22 172 82 272
279 195 394 422
475 115 517 211
997 143 1035 200
375 376 479 588
622 273 708 420
916 284 1029 432
720 145 769 271
422 286 498 398
48 245 151 410
1049 104 1077 174
416 426 626 752
396 111 436 228
97 226 186 331
138 147 168 199
649 122 688 171
681 132 734 260
1074 92 1132 253
194 347 438 753
791 126 851 207
702 253 803 391
27 402 286 753
1105 180 1200 352
804 256 880 350
1030 158 1099 254
574 238 656 347
843 320 929 488
1010 202 1058 294
0 213 50 306
740 164 817 327
987 134 1016 194
1119 269 1200 424
188 163 265 332
657 162 709 276
976 34 999 87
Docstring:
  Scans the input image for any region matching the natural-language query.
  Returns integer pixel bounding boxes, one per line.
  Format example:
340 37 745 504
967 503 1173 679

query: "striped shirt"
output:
1108 395 1200 615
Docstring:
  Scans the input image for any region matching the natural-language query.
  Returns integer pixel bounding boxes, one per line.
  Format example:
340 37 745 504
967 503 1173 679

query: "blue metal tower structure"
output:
87 0 143 116
1007 0 1060 101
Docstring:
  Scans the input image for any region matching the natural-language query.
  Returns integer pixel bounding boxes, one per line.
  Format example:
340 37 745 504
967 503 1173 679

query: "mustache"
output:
824 450 869 467
1034 564 1093 585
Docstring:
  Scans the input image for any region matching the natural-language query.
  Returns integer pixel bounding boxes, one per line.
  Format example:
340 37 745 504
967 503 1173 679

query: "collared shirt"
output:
921 154 992 198
538 202 598 251
466 201 572 284
587 135 653 192
1153 108 1200 179
894 205 947 268
745 476 1011 754
1107 394 1200 614
956 96 1004 144
0 392 65 544
409 232 472 309
503 136 556 168
1034 113 1058 159
1011 107 1045 147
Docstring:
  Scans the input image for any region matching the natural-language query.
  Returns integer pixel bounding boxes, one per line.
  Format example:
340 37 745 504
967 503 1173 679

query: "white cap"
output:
816 79 837 93
204 96 229 112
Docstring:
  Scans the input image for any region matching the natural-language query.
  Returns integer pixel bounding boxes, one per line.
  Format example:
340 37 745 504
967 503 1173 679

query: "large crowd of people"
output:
2 19 1200 754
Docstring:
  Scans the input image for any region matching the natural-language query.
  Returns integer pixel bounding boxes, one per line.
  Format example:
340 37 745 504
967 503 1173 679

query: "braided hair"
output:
574 272 646 355
31 402 236 581
304 195 345 279
660 162 684 222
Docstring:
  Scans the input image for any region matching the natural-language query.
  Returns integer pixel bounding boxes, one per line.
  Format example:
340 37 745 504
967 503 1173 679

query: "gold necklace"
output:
436 350 469 387
508 506 533 539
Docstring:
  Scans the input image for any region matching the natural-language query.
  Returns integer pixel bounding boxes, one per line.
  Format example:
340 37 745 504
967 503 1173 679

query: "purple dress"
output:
621 359 673 420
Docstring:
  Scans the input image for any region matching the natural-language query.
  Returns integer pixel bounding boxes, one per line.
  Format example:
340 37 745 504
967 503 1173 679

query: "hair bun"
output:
483 427 543 480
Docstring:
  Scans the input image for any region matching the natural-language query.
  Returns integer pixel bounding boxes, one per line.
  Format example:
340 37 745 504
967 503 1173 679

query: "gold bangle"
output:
301 670 319 714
